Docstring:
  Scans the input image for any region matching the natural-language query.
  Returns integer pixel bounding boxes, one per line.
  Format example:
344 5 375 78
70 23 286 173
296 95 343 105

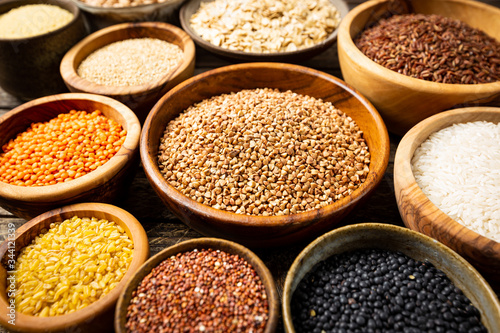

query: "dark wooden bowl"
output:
60 22 195 123
140 62 390 247
115 237 279 333
0 0 87 100
394 107 500 290
0 93 141 220
337 0 500 136
282 223 500 332
179 0 349 62
0 202 150 333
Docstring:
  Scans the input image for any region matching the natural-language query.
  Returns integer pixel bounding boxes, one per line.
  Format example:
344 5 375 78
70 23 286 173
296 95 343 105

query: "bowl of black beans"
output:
282 223 500 333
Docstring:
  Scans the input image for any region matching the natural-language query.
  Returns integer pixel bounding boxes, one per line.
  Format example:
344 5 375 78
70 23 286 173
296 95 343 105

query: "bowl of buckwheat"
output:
140 62 390 247
180 0 349 62
337 0 500 136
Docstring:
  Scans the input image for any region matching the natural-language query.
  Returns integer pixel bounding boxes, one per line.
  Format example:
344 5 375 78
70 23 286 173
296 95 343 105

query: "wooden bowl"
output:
394 106 500 290
60 22 195 123
179 0 349 62
0 0 87 101
0 202 150 333
282 223 500 332
140 62 390 247
337 0 500 136
115 237 279 333
0 93 141 220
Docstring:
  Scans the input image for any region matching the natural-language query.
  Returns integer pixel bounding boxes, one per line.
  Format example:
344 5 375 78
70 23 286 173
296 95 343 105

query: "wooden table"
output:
0 0 499 332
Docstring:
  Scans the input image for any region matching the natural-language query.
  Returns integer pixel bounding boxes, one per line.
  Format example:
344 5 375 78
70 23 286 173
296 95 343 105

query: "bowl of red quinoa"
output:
60 21 195 123
394 106 500 291
283 223 500 332
115 237 279 333
0 93 141 220
337 0 500 136
140 62 390 247
0 202 150 333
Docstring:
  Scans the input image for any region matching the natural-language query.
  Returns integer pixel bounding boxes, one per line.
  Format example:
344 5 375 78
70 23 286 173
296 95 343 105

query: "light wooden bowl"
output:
337 0 500 136
0 93 141 220
0 0 87 100
115 237 279 333
394 107 500 290
0 202 150 333
282 223 500 332
179 0 349 62
60 22 195 123
141 62 390 247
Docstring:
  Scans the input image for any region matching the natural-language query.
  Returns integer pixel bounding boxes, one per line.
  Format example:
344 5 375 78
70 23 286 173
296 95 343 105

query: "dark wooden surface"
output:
0 0 499 332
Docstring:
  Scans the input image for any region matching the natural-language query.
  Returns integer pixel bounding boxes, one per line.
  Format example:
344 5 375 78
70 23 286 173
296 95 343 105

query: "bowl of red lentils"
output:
60 21 195 123
0 202 150 333
141 62 390 247
115 237 279 333
282 223 500 332
337 0 500 136
0 93 141 220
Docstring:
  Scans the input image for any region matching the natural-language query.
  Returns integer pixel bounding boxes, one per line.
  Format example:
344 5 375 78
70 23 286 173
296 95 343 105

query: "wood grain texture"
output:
60 22 196 123
115 238 280 333
0 93 141 220
141 62 390 247
337 0 500 136
394 107 500 290
0 202 149 333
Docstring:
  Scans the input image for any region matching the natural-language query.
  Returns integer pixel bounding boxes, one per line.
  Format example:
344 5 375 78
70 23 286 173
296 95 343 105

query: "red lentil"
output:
125 248 269 333
0 110 126 186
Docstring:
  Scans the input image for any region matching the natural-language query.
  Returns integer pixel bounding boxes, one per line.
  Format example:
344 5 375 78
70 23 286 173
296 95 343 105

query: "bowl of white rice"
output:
394 106 500 290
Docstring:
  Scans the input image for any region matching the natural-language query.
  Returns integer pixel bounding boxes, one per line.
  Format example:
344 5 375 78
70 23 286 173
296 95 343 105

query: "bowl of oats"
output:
180 0 349 62
140 62 390 247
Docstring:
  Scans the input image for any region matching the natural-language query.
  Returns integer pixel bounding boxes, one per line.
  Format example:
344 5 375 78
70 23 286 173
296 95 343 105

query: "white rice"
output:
411 121 500 242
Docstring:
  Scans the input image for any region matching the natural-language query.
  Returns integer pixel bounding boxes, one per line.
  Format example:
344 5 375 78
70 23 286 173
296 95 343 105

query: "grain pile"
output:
158 88 370 216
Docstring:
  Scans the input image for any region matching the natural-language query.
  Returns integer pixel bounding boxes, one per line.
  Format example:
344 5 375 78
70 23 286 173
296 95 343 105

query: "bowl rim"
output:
0 0 83 42
0 92 140 201
114 237 280 333
60 21 196 96
69 0 184 13
0 202 150 332
338 0 500 92
282 222 500 333
394 106 500 247
140 62 390 228
179 0 350 61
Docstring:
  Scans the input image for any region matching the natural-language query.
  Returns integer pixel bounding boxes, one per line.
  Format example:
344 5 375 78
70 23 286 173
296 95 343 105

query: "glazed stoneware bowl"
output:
337 0 500 136
282 223 500 332
180 0 349 62
0 93 141 220
60 22 195 123
0 0 87 100
0 202 150 333
394 107 500 290
141 62 390 247
115 237 279 333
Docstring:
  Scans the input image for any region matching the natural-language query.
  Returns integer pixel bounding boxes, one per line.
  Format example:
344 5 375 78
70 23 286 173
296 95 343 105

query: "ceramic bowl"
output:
140 62 390 247
337 0 500 136
282 223 500 332
179 0 349 62
0 202 150 333
0 0 87 100
394 106 500 290
60 22 195 123
114 237 279 332
0 93 141 220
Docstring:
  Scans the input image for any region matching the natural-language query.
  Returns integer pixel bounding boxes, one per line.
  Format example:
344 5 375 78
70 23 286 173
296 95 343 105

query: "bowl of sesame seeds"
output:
140 62 390 247
0 93 141 220
115 237 279 333
337 0 500 136
60 21 195 123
